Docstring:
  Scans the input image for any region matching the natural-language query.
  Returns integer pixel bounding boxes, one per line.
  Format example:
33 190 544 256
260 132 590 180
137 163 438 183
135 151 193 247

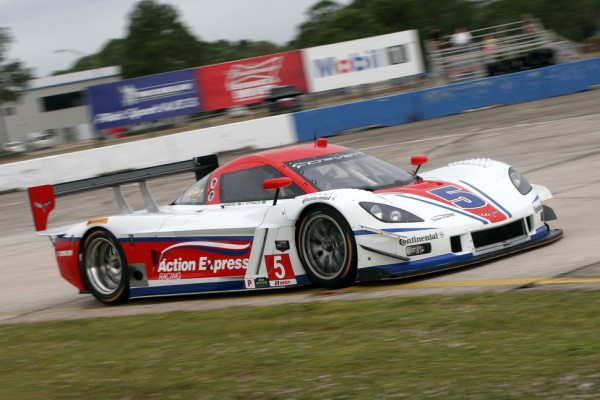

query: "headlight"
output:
509 167 532 195
360 202 423 223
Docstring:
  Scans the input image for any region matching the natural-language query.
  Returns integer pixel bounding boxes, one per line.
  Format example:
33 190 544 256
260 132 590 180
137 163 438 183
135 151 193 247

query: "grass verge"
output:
1 290 599 399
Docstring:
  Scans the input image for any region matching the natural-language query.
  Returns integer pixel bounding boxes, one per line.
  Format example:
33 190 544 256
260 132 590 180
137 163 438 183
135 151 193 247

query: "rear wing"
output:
27 154 218 231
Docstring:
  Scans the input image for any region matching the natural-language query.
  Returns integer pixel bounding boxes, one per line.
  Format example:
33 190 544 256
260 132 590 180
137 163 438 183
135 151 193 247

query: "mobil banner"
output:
302 30 424 93
196 50 308 111
88 69 201 130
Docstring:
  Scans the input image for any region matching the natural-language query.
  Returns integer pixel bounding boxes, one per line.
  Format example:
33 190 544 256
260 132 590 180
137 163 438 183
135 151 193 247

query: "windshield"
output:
173 174 210 205
286 150 416 191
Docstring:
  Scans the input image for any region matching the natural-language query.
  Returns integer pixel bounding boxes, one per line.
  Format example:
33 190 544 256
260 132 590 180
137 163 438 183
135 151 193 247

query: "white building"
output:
0 67 121 147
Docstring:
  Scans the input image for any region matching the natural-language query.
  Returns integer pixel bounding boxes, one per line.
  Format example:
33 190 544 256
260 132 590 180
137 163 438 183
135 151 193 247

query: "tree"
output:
47 0 600 79
202 40 284 65
0 28 32 105
481 0 600 42
121 0 207 78
292 0 346 47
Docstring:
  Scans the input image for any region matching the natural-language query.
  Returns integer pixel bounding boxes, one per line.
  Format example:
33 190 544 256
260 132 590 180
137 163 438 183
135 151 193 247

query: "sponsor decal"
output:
254 277 270 288
245 276 270 289
225 200 269 206
87 217 109 226
312 45 408 78
271 279 295 287
432 213 455 221
158 272 182 280
302 194 337 204
290 151 363 169
405 243 432 257
399 232 442 246
275 240 290 252
157 256 249 273
154 240 252 280
479 211 499 217
56 250 74 257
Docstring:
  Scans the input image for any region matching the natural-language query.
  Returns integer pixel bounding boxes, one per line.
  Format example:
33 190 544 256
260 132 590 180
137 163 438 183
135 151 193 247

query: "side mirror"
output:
411 154 428 166
263 177 293 205
410 155 428 175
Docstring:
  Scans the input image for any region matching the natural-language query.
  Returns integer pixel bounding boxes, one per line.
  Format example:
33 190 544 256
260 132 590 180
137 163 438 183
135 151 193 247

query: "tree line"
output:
1 0 599 104
38 0 600 79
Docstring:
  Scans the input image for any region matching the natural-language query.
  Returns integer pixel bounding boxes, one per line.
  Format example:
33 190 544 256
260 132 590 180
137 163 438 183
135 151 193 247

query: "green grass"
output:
1 291 600 399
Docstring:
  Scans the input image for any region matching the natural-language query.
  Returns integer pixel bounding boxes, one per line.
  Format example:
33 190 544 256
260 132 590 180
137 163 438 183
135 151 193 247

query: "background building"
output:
0 67 121 148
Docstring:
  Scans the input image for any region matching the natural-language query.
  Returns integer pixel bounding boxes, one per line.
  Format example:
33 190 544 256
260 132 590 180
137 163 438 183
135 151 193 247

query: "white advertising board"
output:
302 30 424 93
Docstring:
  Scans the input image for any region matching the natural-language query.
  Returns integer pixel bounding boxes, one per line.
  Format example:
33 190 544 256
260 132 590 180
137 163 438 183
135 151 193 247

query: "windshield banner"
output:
88 69 201 130
302 30 424 93
196 50 308 111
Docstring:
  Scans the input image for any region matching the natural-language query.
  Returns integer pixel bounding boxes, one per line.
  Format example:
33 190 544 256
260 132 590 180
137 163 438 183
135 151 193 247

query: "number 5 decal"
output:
264 254 297 285
428 185 486 209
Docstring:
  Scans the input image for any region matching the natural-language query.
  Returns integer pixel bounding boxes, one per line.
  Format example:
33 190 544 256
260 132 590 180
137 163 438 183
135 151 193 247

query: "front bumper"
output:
357 228 563 282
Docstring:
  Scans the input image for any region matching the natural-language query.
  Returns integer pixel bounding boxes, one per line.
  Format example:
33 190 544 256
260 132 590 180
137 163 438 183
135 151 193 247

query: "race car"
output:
28 138 563 305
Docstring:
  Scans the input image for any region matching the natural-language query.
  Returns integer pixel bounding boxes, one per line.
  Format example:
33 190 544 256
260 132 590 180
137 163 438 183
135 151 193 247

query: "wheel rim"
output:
84 237 123 295
301 214 348 280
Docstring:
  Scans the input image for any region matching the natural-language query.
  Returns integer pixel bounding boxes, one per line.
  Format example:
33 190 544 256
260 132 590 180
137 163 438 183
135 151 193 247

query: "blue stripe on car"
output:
364 253 474 276
120 235 255 243
395 194 489 225
459 180 513 218
353 227 435 236
530 225 548 240
131 274 312 298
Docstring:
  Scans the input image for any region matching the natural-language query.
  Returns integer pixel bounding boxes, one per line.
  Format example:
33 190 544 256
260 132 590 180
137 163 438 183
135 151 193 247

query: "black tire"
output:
81 230 130 305
296 206 357 288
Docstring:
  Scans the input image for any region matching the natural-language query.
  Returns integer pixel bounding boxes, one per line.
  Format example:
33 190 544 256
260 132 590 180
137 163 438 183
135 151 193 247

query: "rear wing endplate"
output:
27 154 218 231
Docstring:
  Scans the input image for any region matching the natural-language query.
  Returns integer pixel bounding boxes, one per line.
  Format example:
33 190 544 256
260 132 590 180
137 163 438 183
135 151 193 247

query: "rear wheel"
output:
81 230 130 305
297 206 357 288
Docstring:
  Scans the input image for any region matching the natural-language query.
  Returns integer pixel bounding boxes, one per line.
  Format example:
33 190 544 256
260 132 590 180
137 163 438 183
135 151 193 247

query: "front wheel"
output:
297 206 357 288
81 230 130 305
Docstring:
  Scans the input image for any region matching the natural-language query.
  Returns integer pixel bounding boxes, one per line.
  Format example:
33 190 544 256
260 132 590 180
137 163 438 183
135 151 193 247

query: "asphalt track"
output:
1 89 599 324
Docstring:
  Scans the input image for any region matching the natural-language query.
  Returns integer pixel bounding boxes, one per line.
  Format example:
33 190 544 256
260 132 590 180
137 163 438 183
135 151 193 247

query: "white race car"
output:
29 138 562 304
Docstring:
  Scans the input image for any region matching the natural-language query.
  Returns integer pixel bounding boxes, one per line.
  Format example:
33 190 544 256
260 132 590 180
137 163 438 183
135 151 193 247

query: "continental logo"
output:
399 232 442 246
302 194 337 204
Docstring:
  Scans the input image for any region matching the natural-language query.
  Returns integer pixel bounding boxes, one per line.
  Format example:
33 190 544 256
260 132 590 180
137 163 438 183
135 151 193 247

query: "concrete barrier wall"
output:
1 58 599 191
293 58 600 141
0 114 297 191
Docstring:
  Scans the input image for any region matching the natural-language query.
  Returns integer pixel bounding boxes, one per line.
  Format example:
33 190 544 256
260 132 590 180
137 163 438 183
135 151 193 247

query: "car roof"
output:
217 140 350 173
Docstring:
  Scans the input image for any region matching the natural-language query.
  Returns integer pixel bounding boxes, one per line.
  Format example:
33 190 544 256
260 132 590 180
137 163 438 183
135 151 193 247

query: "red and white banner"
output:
196 50 308 111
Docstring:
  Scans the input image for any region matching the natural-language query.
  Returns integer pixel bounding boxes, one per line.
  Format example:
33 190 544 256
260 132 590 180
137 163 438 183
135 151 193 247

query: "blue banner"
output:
88 69 202 130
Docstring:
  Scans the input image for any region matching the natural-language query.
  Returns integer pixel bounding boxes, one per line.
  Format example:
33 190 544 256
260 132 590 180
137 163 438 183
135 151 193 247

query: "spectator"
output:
482 34 498 59
451 27 472 48
522 14 540 34
427 27 443 49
